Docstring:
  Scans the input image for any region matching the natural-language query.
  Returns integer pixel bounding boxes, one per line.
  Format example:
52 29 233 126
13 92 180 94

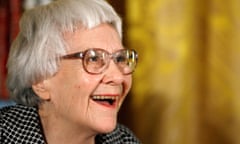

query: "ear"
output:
32 80 50 100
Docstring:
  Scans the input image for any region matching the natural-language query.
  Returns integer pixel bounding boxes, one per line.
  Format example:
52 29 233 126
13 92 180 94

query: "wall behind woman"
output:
126 0 240 144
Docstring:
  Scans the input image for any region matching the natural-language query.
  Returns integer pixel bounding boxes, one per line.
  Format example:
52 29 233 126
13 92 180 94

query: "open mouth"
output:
91 95 118 107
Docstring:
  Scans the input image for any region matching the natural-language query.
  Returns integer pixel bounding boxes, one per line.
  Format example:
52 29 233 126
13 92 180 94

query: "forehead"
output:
63 23 123 53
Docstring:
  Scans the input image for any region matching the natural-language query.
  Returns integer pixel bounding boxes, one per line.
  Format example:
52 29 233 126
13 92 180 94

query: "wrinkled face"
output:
42 24 132 134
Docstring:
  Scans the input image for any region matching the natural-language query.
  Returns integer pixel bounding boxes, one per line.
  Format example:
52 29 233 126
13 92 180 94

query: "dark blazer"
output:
0 105 140 144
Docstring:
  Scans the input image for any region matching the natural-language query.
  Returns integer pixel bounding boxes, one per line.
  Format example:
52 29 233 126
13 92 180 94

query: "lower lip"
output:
91 99 118 109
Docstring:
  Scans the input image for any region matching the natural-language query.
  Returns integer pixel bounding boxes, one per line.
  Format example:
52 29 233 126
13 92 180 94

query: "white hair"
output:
6 0 122 106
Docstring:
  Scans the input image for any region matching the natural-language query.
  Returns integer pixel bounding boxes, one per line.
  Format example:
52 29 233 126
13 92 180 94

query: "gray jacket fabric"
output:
0 105 140 144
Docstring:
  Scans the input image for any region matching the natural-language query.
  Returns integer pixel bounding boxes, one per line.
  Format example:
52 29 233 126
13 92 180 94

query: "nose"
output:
101 60 125 84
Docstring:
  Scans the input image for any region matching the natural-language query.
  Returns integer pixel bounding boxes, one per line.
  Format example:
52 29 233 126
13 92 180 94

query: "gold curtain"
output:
126 0 240 143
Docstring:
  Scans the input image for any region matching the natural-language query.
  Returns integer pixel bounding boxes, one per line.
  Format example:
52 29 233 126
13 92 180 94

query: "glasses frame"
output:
61 48 138 75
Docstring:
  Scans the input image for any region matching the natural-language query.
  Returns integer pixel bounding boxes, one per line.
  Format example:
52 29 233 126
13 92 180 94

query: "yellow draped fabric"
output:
125 0 240 143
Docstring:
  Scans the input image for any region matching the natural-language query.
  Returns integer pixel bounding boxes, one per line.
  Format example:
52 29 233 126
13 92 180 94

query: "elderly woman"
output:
0 0 140 143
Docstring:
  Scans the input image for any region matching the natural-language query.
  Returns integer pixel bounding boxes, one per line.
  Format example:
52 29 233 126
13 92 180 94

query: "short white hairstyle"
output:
6 0 122 106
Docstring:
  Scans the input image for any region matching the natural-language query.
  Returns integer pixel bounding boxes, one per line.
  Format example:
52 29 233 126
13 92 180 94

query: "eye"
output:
85 50 102 63
88 55 100 62
116 55 127 63
85 52 106 69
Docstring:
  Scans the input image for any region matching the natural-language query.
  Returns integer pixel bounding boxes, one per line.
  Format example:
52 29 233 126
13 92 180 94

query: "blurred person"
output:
0 0 140 143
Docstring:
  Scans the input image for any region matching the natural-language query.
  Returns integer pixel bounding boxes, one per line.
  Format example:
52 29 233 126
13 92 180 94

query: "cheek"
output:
75 74 102 90
49 75 100 116
123 76 132 95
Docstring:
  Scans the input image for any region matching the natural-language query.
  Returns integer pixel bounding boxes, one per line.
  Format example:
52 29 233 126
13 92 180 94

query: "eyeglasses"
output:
61 48 138 75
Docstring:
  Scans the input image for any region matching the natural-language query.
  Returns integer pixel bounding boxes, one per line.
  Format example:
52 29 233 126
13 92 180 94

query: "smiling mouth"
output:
91 95 118 106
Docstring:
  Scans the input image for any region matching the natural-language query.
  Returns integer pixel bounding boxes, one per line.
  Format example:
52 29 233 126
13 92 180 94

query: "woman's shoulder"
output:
0 104 38 119
0 104 39 129
0 105 45 143
95 123 141 144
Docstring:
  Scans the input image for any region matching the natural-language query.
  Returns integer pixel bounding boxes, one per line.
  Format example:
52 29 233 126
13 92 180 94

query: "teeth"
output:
91 95 118 105
91 96 117 100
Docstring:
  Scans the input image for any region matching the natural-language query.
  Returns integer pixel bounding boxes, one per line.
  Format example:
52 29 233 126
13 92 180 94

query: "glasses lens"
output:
114 49 138 74
83 49 137 74
83 49 108 74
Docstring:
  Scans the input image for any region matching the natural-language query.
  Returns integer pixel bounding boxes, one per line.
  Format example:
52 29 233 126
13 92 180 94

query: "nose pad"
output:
101 60 124 84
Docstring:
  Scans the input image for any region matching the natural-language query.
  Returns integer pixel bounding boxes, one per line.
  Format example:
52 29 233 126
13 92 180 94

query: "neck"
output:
38 103 96 144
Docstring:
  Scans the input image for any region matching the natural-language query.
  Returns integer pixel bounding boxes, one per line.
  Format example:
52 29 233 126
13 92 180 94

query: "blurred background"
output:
0 0 240 144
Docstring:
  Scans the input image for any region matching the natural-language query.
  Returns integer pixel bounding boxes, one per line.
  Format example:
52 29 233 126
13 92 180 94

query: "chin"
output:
96 119 117 134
